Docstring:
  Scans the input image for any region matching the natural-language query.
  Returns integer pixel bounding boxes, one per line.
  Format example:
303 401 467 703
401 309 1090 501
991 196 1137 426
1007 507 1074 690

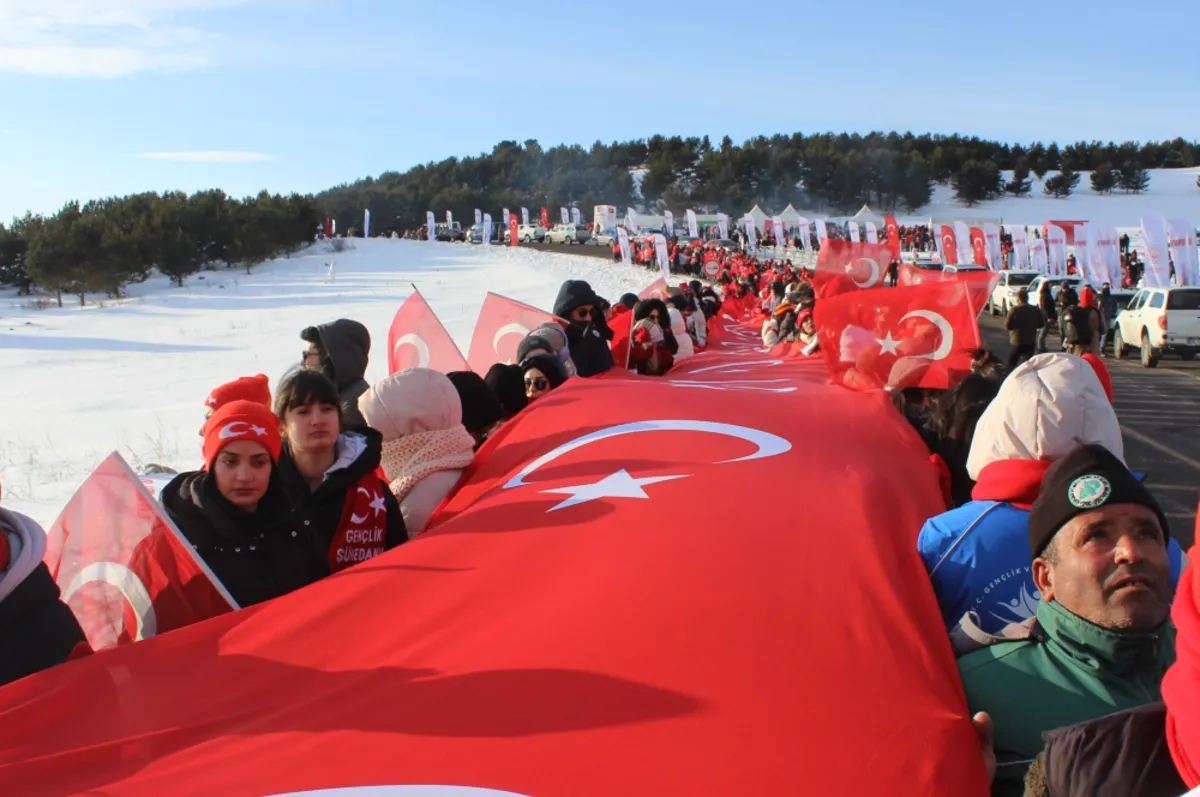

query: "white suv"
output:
1113 286 1200 367
504 224 546 244
987 270 1041 315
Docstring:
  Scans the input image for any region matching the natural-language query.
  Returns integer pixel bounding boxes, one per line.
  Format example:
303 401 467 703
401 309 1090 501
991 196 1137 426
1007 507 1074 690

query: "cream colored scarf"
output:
380 427 476 504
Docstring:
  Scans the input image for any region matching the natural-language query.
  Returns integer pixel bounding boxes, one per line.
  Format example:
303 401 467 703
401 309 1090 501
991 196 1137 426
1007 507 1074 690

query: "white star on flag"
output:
540 469 690 513
877 332 900 356
249 425 268 437
369 492 387 517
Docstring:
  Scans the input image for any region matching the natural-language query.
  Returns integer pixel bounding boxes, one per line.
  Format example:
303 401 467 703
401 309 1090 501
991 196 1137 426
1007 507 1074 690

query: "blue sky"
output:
2 0 1198 222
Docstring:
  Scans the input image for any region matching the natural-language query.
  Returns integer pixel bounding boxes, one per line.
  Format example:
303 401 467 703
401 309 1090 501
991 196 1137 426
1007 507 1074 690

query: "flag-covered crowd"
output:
1 232 1198 797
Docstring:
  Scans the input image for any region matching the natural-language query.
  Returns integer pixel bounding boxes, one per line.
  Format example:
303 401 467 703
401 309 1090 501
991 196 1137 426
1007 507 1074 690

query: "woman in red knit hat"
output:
199 374 272 435
159 400 328 618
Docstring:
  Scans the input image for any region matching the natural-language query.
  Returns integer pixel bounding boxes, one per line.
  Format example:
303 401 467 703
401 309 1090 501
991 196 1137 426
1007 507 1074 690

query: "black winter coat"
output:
566 320 614 377
0 563 86 687
302 319 372 430
161 470 329 611
275 430 407 560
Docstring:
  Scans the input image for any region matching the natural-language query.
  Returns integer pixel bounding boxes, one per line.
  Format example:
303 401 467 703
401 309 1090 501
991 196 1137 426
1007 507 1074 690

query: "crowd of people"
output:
0 242 1197 797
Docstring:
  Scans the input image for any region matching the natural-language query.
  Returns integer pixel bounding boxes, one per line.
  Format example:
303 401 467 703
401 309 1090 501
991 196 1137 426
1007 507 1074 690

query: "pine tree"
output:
1028 142 1049 179
953 159 1001 206
901 155 934 211
1006 159 1032 197
1090 164 1116 194
1043 169 1080 198
1116 161 1151 194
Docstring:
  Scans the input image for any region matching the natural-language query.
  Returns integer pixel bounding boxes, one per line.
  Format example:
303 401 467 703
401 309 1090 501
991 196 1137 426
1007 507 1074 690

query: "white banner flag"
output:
426 211 436 243
982 223 1001 269
626 208 640 234
570 207 581 226
796 216 812 253
521 207 530 226
1093 225 1121 287
445 210 453 227
1029 238 1049 274
847 221 860 243
954 221 973 266
865 222 878 244
772 216 785 249
617 227 631 265
363 209 371 239
482 213 492 246
503 208 510 228
717 213 728 240
653 233 670 282
474 209 482 226
1045 225 1068 277
663 210 674 237
1085 224 1110 287
1074 224 1096 285
686 209 698 238
559 207 569 226
1010 226 1029 270
814 218 827 242
1168 218 1198 286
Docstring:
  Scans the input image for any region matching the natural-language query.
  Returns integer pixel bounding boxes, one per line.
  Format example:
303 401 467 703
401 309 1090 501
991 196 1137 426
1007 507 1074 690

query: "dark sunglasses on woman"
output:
525 377 549 392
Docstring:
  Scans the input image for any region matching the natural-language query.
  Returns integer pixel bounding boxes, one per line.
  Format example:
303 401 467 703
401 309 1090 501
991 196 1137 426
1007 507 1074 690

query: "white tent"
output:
777 204 803 226
850 205 885 227
745 205 769 227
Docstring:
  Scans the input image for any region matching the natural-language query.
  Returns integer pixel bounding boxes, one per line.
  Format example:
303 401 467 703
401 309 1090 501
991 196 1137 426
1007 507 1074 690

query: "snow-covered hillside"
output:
0 240 658 528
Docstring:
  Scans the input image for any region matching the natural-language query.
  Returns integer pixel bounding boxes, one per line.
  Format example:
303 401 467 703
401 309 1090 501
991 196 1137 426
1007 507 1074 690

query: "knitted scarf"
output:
380 427 476 504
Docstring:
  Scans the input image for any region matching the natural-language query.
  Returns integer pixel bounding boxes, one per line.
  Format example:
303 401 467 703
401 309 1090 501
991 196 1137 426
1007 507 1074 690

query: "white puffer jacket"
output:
668 308 694 360
358 369 476 536
966 353 1124 480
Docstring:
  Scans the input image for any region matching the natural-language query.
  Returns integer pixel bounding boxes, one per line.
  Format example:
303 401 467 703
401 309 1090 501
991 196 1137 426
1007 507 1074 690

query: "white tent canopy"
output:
850 205 885 227
745 204 769 227
777 204 803 225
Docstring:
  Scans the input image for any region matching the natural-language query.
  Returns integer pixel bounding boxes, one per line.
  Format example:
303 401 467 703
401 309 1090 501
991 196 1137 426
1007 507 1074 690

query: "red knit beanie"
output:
202 400 282 467
205 374 271 414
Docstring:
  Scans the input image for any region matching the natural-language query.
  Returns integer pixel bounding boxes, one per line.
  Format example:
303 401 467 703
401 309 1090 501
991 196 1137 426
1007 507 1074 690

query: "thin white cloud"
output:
140 151 277 163
0 1 252 78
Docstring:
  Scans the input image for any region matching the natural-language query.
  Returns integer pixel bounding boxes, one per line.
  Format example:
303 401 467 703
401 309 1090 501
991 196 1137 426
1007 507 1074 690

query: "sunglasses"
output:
303 348 322 362
525 377 549 392
648 312 662 322
570 306 594 321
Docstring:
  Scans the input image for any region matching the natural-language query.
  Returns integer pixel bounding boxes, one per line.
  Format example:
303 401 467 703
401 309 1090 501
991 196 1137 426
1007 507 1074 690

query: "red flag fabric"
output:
811 239 893 298
884 214 901 261
466 292 561 374
813 281 982 391
939 225 958 265
944 269 1002 318
540 206 550 229
42 453 237 650
608 306 634 370
0 333 987 797
638 277 669 300
387 288 468 375
969 227 987 266
509 214 519 248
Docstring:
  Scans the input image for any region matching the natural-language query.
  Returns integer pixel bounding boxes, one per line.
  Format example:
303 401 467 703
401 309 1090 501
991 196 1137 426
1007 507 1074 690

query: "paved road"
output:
979 314 1199 547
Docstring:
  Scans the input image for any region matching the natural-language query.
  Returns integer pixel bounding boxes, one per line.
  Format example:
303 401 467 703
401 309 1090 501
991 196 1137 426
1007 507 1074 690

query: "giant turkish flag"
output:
465 292 561 374
42 452 237 650
387 288 468 375
0 323 986 796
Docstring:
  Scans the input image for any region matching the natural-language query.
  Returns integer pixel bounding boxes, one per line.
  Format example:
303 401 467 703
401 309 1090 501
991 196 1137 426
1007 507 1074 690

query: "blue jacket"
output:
919 500 1187 634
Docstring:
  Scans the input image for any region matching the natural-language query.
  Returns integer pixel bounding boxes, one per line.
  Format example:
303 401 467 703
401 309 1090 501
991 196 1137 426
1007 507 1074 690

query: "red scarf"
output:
1167 558 1200 788
969 459 1054 510
328 472 389 572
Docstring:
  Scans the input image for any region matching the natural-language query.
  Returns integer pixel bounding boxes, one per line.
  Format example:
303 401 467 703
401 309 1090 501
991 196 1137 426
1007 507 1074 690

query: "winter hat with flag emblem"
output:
1027 443 1169 559
202 400 283 467
204 374 271 415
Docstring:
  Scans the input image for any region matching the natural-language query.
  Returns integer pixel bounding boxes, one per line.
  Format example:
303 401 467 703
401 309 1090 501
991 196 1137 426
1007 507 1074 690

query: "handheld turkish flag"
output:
813 281 981 391
811 239 893 298
939 225 959 265
386 288 468 375
638 276 669 300
884 214 901 261
466 292 561 373
42 453 238 650
0 338 987 796
970 227 988 266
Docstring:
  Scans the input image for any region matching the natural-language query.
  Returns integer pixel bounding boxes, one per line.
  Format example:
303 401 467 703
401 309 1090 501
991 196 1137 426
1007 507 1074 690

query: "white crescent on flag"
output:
848 258 882 289
62 561 157 641
900 310 955 361
393 333 431 369
492 323 531 358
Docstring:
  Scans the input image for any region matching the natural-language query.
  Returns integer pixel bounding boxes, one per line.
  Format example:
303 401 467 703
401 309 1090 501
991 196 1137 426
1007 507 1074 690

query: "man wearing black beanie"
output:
957 443 1176 796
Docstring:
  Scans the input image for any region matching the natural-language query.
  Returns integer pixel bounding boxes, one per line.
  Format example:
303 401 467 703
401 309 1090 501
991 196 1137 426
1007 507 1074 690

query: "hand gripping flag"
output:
466 292 561 373
387 288 468 375
810 239 894 298
42 452 237 650
814 281 982 392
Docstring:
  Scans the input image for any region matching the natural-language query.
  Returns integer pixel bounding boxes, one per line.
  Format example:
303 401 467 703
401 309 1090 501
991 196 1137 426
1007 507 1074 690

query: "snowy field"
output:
0 240 658 528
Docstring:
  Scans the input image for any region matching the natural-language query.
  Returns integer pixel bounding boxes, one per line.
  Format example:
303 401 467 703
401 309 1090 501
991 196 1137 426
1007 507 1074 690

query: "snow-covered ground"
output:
0 240 658 528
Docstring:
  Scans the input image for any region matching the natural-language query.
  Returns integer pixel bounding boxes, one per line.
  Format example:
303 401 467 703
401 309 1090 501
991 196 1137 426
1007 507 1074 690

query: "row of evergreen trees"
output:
0 191 319 303
317 133 1193 232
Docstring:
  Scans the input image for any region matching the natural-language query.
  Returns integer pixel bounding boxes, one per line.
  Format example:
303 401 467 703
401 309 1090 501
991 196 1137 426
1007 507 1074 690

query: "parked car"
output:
987 270 1041 315
504 223 547 244
1113 286 1200 367
545 224 592 245
466 223 485 244
1027 275 1083 303
589 228 618 246
435 222 464 242
942 264 989 275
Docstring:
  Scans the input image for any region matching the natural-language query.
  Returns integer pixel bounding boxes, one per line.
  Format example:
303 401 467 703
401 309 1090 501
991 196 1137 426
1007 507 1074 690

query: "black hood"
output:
161 470 289 548
302 319 370 392
552 280 602 319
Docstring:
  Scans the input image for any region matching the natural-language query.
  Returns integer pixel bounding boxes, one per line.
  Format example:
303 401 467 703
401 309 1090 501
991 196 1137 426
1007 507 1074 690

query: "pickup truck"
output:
1113 286 1200 367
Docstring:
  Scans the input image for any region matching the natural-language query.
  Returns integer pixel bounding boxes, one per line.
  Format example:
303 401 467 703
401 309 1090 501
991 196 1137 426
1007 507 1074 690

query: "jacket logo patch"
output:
1068 475 1111 509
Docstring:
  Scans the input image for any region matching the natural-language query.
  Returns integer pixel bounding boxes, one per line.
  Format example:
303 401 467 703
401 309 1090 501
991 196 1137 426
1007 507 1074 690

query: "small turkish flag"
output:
939 225 959 266
387 288 468 375
813 281 982 391
811 240 894 298
884 215 901 261
43 453 237 649
466 292 561 374
638 277 668 300
970 227 988 266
